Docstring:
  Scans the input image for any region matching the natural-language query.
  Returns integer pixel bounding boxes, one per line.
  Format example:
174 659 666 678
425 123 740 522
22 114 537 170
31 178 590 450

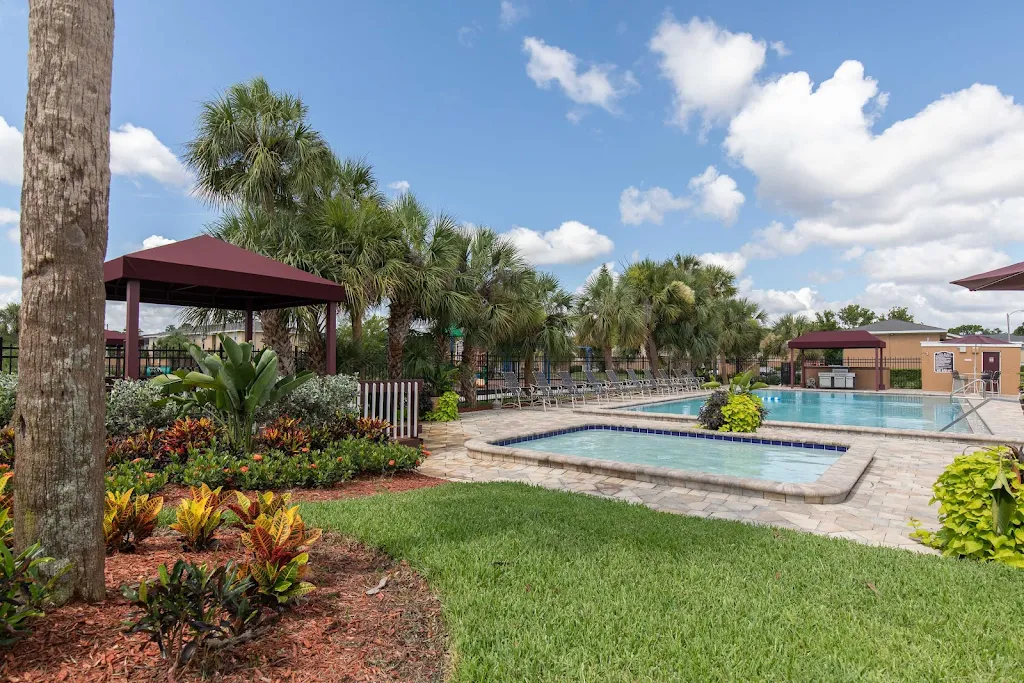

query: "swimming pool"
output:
503 425 844 484
624 390 972 433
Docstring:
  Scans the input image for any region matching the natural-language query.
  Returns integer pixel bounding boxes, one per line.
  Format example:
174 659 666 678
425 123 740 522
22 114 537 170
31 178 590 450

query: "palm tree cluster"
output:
182 78 769 401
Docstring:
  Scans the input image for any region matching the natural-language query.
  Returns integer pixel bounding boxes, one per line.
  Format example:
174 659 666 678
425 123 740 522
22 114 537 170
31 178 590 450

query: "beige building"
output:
844 320 947 362
921 336 1021 396
141 322 301 350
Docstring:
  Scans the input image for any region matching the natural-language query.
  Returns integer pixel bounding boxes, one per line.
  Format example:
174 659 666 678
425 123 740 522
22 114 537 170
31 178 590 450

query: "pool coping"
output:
575 392 1012 445
465 423 874 504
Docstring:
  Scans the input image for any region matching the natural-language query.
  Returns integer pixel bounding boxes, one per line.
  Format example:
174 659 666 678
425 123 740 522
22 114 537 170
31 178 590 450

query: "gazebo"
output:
787 330 887 391
104 235 346 379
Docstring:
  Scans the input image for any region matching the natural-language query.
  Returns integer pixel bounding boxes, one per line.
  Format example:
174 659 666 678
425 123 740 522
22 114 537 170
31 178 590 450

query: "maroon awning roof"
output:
788 330 886 349
104 235 346 310
951 261 1024 291
104 330 125 345
942 334 1009 345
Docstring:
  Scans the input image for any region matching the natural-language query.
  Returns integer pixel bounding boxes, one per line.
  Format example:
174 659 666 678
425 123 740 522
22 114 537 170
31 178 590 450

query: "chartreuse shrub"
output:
104 489 164 554
911 446 1024 567
424 391 459 422
121 560 265 677
171 484 227 551
719 394 766 433
226 490 292 529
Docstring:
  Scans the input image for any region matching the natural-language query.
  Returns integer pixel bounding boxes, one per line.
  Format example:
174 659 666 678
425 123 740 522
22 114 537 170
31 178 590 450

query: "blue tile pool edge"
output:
466 425 875 505
491 424 849 453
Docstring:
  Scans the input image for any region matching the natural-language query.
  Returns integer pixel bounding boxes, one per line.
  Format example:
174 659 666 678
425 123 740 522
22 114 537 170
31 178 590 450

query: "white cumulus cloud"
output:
699 251 747 276
650 16 766 132
110 124 190 187
619 187 691 225
387 180 410 194
1 207 18 245
505 220 614 265
142 235 176 250
0 117 23 186
523 37 638 112
769 41 790 57
688 166 745 224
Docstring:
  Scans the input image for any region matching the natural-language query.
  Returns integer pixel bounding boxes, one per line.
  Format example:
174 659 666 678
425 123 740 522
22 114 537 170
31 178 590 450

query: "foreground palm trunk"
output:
15 0 114 604
387 302 414 380
260 309 295 375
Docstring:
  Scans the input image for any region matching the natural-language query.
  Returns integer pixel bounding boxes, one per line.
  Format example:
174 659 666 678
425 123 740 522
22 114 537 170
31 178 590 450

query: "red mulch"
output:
1 474 450 682
160 471 445 507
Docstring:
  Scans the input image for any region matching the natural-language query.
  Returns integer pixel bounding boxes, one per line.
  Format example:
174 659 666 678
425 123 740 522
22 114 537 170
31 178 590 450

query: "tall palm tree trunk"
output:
349 306 364 347
602 345 614 373
646 337 660 372
259 309 295 375
387 300 415 379
15 0 114 604
523 348 536 387
458 342 478 407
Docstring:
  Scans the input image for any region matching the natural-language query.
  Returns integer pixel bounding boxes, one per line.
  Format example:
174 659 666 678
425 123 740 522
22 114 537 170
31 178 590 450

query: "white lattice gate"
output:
356 380 421 440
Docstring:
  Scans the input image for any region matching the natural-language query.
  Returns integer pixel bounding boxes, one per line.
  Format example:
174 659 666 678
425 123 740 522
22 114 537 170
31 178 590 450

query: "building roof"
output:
104 235 346 310
941 334 1010 345
951 260 1024 291
852 320 946 334
788 330 886 350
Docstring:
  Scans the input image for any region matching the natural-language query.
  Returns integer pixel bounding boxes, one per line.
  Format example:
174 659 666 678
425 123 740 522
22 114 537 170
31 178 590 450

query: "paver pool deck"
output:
419 394 1024 553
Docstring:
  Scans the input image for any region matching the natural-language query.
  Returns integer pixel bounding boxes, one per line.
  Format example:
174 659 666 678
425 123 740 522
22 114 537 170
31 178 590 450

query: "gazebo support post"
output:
875 347 881 391
789 348 795 386
326 301 337 375
244 299 254 343
125 279 140 380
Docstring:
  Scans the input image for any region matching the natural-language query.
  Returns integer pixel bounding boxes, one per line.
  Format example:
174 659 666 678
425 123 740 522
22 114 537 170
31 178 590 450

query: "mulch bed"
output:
1 473 449 682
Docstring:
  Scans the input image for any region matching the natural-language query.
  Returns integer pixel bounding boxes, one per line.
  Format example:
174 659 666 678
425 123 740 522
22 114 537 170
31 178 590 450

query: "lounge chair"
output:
583 368 615 401
653 369 678 393
501 371 525 409
604 369 635 397
625 368 652 396
530 372 557 410
556 370 589 407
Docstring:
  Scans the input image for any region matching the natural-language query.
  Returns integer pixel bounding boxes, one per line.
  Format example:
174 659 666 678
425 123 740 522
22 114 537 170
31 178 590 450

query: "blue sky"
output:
2 1 1024 332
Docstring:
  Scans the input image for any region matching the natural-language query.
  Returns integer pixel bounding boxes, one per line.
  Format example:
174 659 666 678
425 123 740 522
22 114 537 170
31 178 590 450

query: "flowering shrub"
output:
424 391 459 422
160 417 219 460
0 374 15 428
910 447 1024 567
257 373 358 427
105 379 177 437
254 416 311 454
105 459 168 496
106 428 160 466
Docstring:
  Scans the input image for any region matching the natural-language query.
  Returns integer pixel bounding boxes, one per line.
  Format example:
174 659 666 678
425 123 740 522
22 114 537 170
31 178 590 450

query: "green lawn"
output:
299 482 1024 682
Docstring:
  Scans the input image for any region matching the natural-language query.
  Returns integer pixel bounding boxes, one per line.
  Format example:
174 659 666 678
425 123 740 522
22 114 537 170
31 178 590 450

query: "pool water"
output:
508 426 842 484
625 390 972 433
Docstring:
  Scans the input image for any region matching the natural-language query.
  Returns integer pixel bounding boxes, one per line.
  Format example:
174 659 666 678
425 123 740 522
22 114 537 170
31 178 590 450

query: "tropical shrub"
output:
121 560 265 676
226 490 292 529
424 391 459 422
170 484 227 551
106 428 160 466
105 379 176 437
151 335 313 452
159 416 219 460
0 427 12 468
253 416 311 454
103 489 163 553
697 390 731 430
239 506 321 606
309 414 391 447
257 373 358 427
0 527 59 648
105 459 168 496
0 374 15 427
719 394 767 433
0 474 12 544
910 446 1024 567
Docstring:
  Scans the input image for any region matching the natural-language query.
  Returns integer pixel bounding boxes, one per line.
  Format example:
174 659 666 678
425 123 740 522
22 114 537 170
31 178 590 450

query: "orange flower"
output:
336 457 344 463
145 472 155 479
308 463 317 469
252 454 263 462
240 465 249 473
0 464 9 471
131 457 144 464
421 450 431 457
223 468 230 473
300 446 310 453
388 459 396 467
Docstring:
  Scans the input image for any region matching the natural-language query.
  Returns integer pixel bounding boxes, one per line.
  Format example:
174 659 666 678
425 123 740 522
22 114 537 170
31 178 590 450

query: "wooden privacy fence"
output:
357 380 422 440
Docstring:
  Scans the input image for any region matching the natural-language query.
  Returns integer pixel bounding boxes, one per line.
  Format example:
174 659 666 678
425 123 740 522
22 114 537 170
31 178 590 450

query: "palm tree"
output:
382 194 468 379
623 259 695 372
16 0 114 604
575 266 643 371
718 298 767 373
760 313 815 357
182 77 335 369
516 272 576 386
449 228 533 405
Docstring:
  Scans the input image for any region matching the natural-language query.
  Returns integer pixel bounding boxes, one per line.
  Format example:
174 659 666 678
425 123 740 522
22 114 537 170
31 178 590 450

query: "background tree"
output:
575 265 643 371
949 323 1002 336
883 306 915 322
0 302 20 343
515 272 575 386
837 304 876 329
153 326 190 351
623 259 694 372
16 0 114 603
814 309 840 331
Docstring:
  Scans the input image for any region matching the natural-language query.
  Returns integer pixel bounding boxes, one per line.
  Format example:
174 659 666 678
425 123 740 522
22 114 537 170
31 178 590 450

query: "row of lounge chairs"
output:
499 368 706 410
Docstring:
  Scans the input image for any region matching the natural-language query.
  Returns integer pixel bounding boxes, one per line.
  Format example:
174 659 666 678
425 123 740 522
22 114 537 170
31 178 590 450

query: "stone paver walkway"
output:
418 400 1022 552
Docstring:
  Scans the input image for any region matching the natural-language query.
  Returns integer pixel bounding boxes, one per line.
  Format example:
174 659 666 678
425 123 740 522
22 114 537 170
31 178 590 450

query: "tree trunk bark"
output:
602 345 614 373
349 306 363 347
259 308 295 375
646 337 660 372
523 348 536 387
15 0 114 605
458 342 477 407
387 300 414 379
304 330 326 376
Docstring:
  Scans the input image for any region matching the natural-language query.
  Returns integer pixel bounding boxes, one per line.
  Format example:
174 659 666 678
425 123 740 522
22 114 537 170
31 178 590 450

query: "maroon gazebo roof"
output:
104 235 346 309
104 330 125 345
787 330 886 350
942 334 1009 345
951 261 1024 291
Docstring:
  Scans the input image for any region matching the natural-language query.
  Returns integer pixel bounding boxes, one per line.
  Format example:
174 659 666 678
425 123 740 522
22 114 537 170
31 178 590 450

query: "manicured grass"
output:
300 482 1024 682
